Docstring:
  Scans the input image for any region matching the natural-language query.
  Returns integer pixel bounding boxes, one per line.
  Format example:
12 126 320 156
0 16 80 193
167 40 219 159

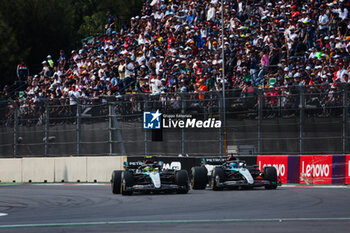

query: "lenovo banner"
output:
346 155 350 184
299 155 332 184
257 156 288 184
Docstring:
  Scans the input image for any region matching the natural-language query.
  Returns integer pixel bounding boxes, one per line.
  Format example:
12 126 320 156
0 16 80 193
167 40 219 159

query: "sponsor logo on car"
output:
162 162 181 170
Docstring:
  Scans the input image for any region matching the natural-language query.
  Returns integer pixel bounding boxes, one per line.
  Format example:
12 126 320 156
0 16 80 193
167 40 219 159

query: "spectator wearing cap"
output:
47 55 54 68
41 61 51 77
336 63 349 82
196 78 208 100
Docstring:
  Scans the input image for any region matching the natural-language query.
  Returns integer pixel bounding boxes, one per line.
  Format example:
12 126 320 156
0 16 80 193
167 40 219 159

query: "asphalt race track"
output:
0 184 350 233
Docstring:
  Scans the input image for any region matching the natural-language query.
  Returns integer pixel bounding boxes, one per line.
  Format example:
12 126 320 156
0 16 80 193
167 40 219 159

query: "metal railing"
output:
0 84 349 157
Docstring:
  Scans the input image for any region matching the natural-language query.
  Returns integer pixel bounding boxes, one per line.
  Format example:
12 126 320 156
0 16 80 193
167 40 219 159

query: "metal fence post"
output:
76 103 81 155
181 93 186 156
111 105 126 156
299 86 305 155
108 103 113 155
343 84 348 154
144 99 148 155
44 101 49 156
218 92 223 156
13 102 18 157
258 90 263 155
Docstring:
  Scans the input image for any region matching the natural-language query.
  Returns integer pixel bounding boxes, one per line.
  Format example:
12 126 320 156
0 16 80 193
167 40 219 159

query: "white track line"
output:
0 213 8 217
1 217 350 228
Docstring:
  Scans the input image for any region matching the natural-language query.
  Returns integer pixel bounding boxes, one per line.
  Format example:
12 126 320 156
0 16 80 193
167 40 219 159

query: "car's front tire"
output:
191 167 207 190
111 170 122 194
121 171 134 195
211 167 225 191
264 166 278 190
176 170 189 194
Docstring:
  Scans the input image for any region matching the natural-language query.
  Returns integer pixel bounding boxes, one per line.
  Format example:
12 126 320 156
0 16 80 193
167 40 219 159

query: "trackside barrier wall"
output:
128 155 350 185
347 155 350 184
0 156 126 183
1 155 349 184
0 159 22 182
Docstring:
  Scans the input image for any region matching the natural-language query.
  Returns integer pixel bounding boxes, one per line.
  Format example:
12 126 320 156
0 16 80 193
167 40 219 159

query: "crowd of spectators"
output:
2 0 350 124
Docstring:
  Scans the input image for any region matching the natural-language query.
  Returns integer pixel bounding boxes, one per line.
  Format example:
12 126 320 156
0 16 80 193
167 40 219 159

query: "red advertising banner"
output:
299 155 332 184
257 156 288 184
346 155 350 185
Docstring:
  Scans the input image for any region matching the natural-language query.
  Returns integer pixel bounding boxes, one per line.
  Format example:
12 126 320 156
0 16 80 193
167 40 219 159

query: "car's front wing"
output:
220 179 273 187
131 184 181 191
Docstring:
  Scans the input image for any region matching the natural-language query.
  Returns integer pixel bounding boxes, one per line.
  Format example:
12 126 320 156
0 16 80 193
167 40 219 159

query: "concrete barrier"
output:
0 156 126 183
54 157 87 182
87 156 126 182
0 159 22 182
22 158 55 182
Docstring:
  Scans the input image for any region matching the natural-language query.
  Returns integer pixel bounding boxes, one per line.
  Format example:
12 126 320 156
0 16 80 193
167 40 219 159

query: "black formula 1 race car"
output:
191 157 281 190
111 157 189 195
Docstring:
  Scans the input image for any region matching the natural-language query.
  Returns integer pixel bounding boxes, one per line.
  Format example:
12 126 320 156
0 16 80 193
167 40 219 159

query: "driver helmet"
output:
227 155 236 161
230 162 238 169
144 155 154 164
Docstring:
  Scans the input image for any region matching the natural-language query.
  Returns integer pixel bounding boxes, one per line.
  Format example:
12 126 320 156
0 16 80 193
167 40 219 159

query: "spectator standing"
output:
106 11 115 36
17 59 29 82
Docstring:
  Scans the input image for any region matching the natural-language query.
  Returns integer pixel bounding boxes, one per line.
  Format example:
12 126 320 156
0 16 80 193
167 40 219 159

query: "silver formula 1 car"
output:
111 156 189 195
191 157 281 190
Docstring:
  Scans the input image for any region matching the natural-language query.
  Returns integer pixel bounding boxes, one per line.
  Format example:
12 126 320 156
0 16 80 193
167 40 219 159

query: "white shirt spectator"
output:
207 5 216 22
337 69 349 82
98 68 105 78
125 62 135 78
309 51 317 59
154 11 164 20
150 78 161 94
68 89 80 105
238 2 244 13
156 60 163 75
336 7 348 20
318 13 329 30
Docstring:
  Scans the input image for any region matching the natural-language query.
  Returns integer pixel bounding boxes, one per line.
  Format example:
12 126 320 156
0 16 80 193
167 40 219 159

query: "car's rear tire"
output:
264 166 278 190
111 170 122 194
121 171 134 195
176 170 189 194
191 167 207 190
211 167 225 191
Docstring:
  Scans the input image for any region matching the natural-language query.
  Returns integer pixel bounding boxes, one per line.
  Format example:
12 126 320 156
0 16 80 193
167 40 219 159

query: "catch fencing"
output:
0 84 349 157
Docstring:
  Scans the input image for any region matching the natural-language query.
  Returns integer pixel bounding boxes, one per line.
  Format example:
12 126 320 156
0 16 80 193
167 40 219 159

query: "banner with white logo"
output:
257 155 288 184
299 155 332 184
346 155 350 184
